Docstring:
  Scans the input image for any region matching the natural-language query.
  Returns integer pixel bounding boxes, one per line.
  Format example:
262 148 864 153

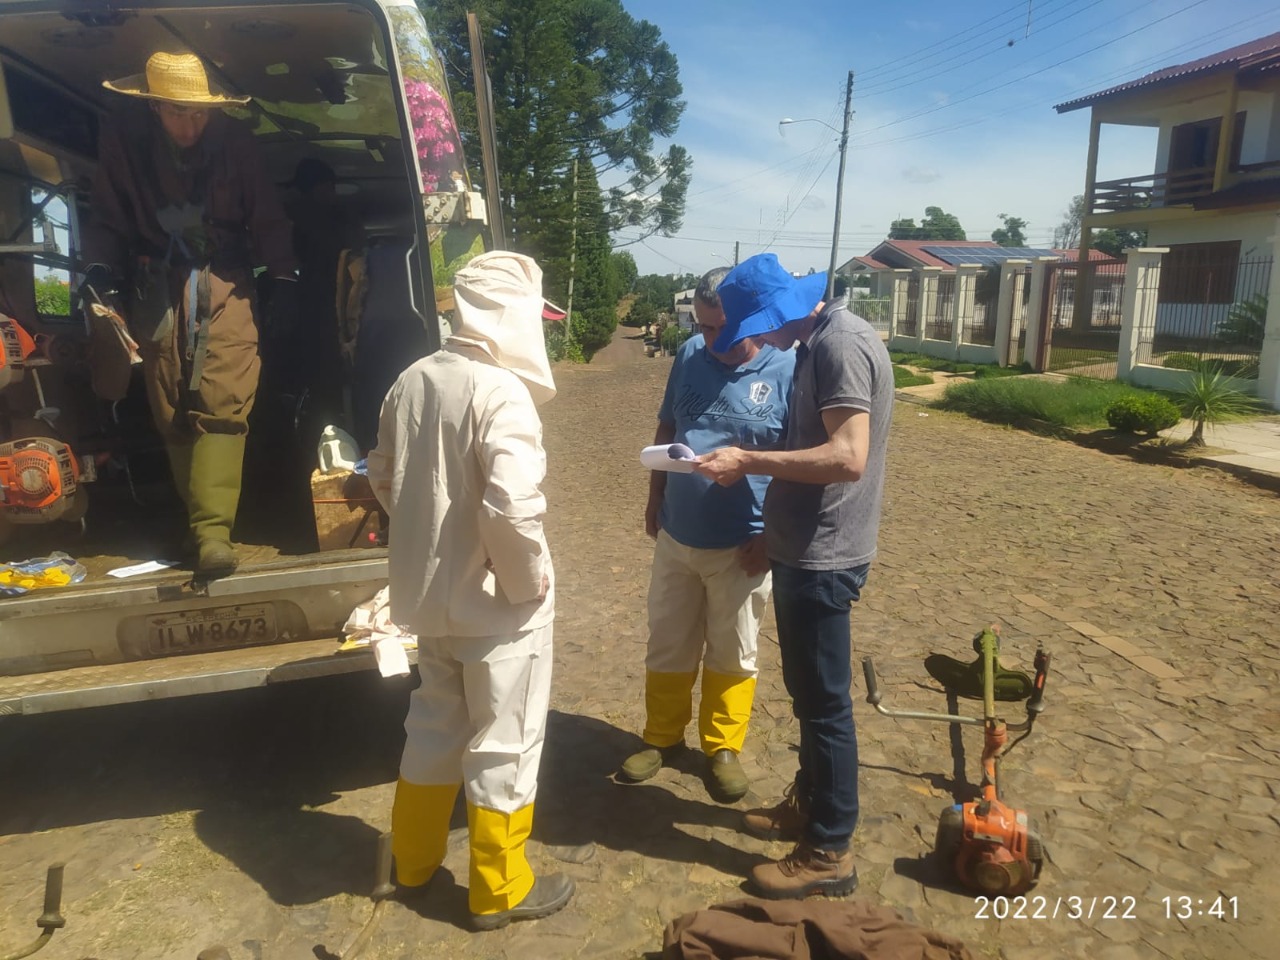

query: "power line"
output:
853 0 1047 83
856 0 1108 98
851 0 1214 141
851 8 1273 150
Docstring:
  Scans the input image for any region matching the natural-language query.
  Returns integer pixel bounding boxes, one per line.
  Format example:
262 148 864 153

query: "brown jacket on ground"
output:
662 898 975 960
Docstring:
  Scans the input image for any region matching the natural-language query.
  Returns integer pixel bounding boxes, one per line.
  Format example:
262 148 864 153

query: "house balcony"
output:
1089 159 1280 220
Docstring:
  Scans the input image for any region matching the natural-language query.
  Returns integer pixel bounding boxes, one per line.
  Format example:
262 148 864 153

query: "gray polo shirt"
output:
763 301 894 569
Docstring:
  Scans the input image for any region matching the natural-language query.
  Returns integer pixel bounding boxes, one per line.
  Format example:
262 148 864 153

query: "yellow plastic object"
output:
467 802 535 915
0 567 70 588
0 553 86 596
641 670 697 748
391 778 460 887
700 671 757 754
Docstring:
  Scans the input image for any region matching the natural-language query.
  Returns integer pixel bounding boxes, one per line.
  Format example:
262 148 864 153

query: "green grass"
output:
890 351 1031 380
971 363 1031 379
934 376 1160 431
893 365 935 388
889 351 977 373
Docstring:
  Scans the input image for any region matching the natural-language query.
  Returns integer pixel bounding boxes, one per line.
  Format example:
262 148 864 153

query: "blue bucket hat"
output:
713 254 827 352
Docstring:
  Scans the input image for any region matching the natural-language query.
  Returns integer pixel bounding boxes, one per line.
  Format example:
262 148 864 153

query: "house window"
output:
1158 241 1241 303
1166 113 1244 202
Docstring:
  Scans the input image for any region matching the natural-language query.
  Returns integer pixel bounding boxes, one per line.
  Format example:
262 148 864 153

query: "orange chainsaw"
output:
863 625 1050 896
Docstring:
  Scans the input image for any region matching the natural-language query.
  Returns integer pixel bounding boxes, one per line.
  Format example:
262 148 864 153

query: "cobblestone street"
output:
2 331 1278 959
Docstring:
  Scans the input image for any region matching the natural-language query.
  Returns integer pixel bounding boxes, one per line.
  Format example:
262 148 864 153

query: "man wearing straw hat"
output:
82 52 299 575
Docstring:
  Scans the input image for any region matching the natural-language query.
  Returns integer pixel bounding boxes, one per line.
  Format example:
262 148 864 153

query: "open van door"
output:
0 0 491 714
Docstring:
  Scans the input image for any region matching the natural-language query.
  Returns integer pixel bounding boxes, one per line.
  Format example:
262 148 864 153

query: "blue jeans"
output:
770 561 870 850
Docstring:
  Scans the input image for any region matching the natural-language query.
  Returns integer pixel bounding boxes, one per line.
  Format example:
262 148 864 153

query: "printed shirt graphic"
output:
657 335 796 549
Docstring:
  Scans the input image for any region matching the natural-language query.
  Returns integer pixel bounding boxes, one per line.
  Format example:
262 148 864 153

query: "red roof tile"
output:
1056 248 1121 262
849 255 889 270
1056 32 1280 113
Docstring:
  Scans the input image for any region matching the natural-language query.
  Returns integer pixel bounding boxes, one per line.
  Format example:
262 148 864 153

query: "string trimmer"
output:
863 625 1050 896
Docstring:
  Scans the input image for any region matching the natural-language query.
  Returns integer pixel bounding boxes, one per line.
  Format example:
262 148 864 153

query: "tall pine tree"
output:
564 151 621 359
418 0 690 256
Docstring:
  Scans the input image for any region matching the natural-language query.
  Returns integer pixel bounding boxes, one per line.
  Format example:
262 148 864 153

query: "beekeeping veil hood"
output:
447 251 558 406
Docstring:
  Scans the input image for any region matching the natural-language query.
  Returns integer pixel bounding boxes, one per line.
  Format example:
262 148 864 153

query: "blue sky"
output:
615 0 1280 278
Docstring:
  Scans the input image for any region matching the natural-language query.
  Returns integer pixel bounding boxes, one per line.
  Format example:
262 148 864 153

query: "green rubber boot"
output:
188 433 247 577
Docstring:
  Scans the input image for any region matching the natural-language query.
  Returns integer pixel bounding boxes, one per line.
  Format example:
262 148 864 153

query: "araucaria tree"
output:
420 0 691 254
562 151 624 359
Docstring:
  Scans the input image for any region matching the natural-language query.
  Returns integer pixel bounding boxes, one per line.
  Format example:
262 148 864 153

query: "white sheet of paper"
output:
106 559 181 578
373 636 412 677
640 443 697 473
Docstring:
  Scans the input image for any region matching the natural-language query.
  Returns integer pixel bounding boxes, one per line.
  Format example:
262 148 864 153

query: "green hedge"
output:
1104 393 1181 436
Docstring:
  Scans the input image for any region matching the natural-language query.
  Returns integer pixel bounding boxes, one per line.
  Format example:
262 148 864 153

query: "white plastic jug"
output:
317 424 360 475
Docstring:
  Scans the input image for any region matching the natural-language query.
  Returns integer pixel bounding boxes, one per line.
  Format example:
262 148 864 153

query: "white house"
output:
1056 32 1280 385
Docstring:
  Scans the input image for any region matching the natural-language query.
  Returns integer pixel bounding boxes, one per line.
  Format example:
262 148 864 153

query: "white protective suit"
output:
367 250 558 919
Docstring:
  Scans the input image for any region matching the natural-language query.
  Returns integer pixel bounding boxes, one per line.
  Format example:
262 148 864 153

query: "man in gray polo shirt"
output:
695 253 893 900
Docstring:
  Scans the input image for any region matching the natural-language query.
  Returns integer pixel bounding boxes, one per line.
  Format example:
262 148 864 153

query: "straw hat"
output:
103 52 249 106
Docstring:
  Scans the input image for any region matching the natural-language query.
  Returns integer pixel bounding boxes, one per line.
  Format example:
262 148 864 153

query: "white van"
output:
0 0 491 713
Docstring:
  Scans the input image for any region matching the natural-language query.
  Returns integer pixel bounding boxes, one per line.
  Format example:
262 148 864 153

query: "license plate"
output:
146 604 277 656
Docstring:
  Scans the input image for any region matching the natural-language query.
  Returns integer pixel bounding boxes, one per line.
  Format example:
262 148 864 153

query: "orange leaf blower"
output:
863 625 1050 896
0 314 92 538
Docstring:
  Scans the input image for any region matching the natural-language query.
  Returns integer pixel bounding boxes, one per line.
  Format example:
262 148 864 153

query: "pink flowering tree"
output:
404 78 461 193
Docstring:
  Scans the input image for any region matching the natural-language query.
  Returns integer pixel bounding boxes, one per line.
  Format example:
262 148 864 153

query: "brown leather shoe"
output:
749 841 858 899
742 782 808 841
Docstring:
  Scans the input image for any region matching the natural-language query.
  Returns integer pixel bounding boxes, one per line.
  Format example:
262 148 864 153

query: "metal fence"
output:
1040 260 1127 378
851 296 891 335
1007 266 1033 366
900 274 920 337
926 274 955 341
1137 253 1270 378
966 265 1002 346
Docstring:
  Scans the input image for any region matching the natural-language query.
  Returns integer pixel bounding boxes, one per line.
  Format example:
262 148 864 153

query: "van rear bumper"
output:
0 635 416 715
0 552 398 713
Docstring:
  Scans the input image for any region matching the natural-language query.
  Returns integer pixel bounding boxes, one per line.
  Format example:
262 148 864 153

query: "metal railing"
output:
1138 254 1271 377
966 266 1001 346
851 296 891 335
900 275 920 337
1042 260 1127 378
926 274 955 341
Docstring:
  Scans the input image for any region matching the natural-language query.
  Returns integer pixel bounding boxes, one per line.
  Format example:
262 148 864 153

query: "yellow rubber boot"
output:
699 671 757 754
391 778 460 887
641 670 697 748
467 802 536 916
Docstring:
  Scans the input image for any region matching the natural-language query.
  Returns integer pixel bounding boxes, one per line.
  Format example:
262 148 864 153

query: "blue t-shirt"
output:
657 335 795 549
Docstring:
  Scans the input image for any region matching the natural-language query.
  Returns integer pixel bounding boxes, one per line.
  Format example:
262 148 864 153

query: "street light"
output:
778 70 854 302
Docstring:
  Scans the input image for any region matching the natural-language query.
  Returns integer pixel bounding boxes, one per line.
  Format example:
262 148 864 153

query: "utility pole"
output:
734 240 739 266
828 69 854 302
565 157 578 347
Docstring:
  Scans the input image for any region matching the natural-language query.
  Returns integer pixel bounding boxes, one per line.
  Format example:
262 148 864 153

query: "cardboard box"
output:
310 469 382 552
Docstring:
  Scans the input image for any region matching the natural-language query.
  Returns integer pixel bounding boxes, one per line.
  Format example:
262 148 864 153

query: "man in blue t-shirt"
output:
618 267 795 803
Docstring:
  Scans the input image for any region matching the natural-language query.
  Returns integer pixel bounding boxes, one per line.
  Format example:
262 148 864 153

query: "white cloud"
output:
902 166 941 184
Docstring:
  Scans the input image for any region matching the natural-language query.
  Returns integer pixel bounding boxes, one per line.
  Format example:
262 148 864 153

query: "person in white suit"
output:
368 250 571 931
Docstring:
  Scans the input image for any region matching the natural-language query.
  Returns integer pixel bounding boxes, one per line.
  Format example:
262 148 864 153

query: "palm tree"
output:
1178 365 1262 447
